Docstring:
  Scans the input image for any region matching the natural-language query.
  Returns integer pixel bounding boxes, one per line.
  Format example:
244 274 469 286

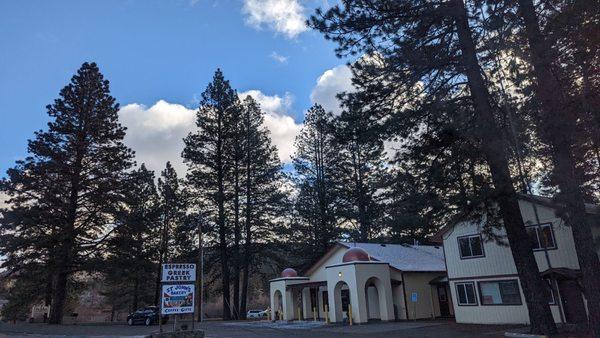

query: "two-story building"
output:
433 194 600 325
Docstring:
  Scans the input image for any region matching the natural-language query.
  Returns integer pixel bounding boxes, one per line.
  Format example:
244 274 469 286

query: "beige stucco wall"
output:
402 272 446 319
325 262 395 324
308 248 347 281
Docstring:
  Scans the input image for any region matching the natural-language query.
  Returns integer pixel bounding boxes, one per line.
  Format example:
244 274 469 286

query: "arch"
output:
274 290 283 320
333 280 351 322
364 276 386 321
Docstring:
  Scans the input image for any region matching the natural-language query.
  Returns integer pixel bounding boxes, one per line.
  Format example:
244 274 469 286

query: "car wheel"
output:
145 317 152 326
127 318 133 326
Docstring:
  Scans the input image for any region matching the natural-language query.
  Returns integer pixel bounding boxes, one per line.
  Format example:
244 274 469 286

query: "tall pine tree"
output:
292 104 342 260
0 62 133 323
334 95 386 241
238 95 286 318
105 164 160 312
183 69 240 320
153 161 187 304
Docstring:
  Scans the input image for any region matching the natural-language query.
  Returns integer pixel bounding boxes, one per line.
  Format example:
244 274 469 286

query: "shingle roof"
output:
338 242 446 272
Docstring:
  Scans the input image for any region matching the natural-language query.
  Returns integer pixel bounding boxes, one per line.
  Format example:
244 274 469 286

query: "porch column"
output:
302 287 311 320
378 278 395 321
327 283 340 323
283 288 296 321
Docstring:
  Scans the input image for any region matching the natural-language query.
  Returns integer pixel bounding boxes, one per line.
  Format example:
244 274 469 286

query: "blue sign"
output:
411 292 418 302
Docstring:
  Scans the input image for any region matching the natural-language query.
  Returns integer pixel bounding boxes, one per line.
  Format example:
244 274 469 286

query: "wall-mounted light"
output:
338 272 342 278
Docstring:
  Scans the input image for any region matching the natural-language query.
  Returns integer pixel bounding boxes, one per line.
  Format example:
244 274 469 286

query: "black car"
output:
126 306 168 326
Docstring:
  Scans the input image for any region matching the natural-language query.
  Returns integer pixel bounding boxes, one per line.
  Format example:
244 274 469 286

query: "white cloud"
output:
239 90 302 163
242 0 308 38
310 64 354 115
119 100 196 176
269 51 288 64
119 94 300 174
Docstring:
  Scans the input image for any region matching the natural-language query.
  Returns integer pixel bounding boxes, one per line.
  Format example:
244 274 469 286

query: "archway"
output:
274 290 283 320
365 277 385 321
333 280 351 322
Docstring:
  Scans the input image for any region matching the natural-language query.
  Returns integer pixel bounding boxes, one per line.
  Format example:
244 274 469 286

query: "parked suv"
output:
126 306 168 326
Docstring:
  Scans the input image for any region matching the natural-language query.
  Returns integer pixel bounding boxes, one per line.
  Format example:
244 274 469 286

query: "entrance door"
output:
558 280 587 324
437 285 450 317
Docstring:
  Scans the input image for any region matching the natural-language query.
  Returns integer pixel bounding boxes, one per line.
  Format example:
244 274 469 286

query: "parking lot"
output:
0 319 527 338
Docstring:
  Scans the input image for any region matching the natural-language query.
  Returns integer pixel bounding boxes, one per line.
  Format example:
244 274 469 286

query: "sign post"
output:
160 263 196 332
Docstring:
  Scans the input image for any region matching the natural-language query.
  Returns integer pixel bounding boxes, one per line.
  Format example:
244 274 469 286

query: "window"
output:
456 282 477 305
478 280 522 305
526 223 556 250
458 235 484 258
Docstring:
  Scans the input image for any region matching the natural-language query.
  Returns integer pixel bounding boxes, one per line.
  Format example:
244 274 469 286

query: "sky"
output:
0 0 355 176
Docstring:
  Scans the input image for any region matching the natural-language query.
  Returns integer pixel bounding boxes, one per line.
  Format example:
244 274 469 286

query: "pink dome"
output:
342 247 370 263
281 268 298 278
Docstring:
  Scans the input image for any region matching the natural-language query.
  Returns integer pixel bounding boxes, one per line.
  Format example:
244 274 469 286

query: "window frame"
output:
546 279 556 305
477 279 523 306
455 282 478 306
457 234 486 259
525 222 557 251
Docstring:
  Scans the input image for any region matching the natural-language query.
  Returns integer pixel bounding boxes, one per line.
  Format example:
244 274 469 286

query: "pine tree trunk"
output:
49 153 81 325
154 255 163 306
44 274 53 307
133 277 140 311
240 118 253 320
154 218 169 305
517 0 600 334
233 164 241 320
451 0 557 334
240 219 251 320
49 269 68 324
217 116 231 321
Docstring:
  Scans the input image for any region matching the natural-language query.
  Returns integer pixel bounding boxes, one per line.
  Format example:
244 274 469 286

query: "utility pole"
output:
196 214 204 323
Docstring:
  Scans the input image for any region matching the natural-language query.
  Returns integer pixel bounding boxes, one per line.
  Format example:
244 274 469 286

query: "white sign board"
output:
161 284 195 315
161 263 196 282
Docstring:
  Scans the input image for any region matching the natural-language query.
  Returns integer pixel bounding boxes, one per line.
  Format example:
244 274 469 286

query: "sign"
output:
161 263 196 282
411 292 418 302
161 284 195 315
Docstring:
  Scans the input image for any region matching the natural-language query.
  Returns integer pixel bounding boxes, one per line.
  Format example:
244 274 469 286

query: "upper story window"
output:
478 279 522 305
526 223 556 250
458 234 485 259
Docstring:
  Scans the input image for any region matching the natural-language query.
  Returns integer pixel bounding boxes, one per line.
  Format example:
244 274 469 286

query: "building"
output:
269 241 452 324
433 195 600 325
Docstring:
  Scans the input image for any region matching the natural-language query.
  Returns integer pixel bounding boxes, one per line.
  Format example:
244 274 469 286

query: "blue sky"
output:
0 0 354 176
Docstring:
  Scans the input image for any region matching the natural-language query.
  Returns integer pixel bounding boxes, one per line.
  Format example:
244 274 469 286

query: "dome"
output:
342 247 370 263
281 268 298 278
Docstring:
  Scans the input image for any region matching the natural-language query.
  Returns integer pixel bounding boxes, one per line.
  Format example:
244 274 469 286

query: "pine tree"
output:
153 161 187 304
0 62 133 324
292 104 342 260
238 96 286 318
510 0 600 332
310 1 557 333
334 96 386 241
183 69 240 320
106 164 160 311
